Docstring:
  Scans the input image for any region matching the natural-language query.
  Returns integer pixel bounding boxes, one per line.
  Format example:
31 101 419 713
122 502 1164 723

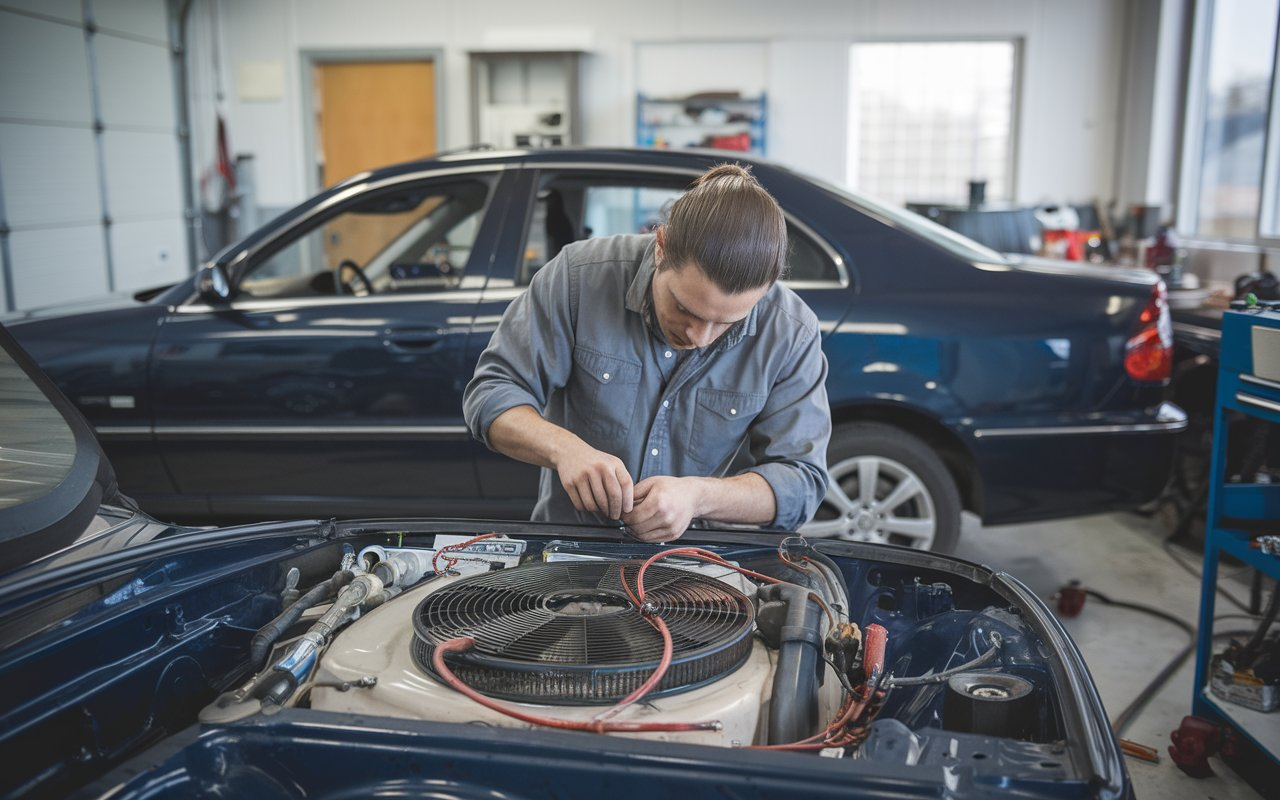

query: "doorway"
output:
305 52 441 191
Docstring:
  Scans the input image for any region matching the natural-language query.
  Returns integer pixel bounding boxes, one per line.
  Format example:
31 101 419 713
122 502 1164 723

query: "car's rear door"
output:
150 167 516 520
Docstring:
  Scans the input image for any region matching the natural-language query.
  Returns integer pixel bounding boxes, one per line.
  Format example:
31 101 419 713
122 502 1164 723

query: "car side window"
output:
240 178 493 299
785 226 841 283
518 171 839 286
520 177 689 285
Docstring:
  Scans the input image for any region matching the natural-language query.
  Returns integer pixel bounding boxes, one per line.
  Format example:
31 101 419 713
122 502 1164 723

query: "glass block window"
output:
847 41 1017 207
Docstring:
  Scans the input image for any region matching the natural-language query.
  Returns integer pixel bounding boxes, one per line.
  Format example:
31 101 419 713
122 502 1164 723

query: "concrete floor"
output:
955 511 1266 799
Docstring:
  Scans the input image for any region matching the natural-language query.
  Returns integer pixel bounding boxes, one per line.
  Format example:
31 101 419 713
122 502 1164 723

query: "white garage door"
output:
0 0 188 312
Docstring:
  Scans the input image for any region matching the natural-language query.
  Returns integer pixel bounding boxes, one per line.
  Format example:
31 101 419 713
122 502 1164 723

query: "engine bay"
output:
4 523 1111 798
200 532 1074 766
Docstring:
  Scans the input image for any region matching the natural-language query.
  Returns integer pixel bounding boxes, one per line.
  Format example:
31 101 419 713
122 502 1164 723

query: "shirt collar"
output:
625 235 762 353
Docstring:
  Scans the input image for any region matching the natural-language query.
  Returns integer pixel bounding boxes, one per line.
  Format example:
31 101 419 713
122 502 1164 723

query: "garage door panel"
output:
103 130 182 219
96 35 174 129
110 218 187 291
0 243 9 312
9 225 109 308
0 124 102 227
0 11 92 124
92 0 167 42
0 1 82 24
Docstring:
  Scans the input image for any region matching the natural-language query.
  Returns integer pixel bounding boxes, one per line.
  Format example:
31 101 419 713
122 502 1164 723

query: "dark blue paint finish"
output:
86 711 1108 800
4 148 1178 526
0 521 1128 799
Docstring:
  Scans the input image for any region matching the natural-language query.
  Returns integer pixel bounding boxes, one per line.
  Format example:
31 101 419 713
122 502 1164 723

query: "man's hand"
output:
622 476 704 543
554 441 635 520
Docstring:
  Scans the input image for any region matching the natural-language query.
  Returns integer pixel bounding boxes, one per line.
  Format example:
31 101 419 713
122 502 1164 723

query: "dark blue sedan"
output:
4 147 1184 551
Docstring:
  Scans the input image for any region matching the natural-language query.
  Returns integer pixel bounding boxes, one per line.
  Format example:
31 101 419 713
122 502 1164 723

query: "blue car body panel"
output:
0 519 1131 800
5 148 1180 526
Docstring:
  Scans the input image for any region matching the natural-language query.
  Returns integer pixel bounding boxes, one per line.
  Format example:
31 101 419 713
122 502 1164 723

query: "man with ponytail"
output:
464 163 830 542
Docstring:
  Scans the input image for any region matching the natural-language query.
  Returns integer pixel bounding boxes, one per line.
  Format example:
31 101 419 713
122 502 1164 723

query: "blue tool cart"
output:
1189 306 1280 787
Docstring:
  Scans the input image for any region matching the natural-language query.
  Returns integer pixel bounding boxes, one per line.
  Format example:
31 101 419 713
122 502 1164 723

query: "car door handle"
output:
384 329 444 351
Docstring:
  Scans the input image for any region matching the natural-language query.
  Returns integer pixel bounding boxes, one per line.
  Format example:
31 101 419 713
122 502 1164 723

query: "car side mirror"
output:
198 264 233 303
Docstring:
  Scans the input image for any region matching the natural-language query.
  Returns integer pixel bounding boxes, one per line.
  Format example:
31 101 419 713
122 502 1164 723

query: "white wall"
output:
192 0 1130 211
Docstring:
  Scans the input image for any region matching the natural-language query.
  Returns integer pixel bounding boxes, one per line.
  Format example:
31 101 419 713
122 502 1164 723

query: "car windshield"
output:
801 172 1008 265
0 346 76 510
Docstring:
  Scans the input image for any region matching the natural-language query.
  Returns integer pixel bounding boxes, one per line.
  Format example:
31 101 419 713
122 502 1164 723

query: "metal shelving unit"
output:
635 94 767 156
1190 306 1280 787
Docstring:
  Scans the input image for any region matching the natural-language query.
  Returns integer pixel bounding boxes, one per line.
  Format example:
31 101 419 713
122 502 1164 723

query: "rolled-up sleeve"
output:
463 257 575 450
741 321 831 530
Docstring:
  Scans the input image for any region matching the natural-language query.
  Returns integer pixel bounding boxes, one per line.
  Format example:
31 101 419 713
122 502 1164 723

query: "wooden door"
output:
316 61 436 188
315 60 437 269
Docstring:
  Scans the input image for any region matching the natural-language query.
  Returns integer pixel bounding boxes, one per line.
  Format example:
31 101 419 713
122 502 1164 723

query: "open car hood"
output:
0 326 123 572
0 517 1130 800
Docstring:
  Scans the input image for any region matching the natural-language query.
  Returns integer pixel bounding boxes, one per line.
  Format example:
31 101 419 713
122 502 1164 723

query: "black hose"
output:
763 583 824 745
250 570 352 668
1241 584 1279 661
1072 587 1195 735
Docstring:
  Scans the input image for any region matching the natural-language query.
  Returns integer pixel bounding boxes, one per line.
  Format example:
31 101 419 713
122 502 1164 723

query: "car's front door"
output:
150 169 515 520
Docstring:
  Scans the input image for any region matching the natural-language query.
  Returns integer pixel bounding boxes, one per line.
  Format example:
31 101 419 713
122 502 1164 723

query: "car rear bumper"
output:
968 402 1186 525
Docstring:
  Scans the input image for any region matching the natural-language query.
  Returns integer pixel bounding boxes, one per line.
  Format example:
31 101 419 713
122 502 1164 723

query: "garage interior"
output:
0 1 1277 797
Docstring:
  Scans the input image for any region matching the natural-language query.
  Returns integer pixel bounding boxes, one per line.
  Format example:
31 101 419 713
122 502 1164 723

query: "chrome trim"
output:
94 426 152 438
178 289 488 314
525 161 850 288
1172 320 1221 342
1241 373 1280 392
152 425 470 439
1238 392 1280 415
973 402 1188 438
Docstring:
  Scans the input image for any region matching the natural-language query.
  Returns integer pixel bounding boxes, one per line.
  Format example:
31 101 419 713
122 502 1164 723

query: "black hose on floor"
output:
1064 586 1194 735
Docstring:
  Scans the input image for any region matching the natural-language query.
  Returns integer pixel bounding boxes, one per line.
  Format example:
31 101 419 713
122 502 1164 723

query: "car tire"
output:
800 422 961 552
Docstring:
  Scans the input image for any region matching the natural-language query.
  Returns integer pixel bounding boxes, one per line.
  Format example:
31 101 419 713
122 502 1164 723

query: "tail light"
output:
1125 281 1173 382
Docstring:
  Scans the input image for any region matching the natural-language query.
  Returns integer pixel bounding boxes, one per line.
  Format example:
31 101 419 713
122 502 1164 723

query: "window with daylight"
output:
1182 0 1280 241
847 41 1017 208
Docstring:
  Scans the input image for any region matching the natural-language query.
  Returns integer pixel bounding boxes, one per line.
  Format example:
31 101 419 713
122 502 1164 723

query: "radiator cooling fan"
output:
412 560 755 704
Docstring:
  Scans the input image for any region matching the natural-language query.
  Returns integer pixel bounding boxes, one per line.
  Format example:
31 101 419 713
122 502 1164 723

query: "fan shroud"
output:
411 560 756 704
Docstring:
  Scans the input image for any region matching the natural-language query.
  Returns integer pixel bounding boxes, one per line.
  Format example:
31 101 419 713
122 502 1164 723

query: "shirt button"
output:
651 448 659 456
662 400 669 408
664 350 672 358
730 408 737 415
602 372 610 380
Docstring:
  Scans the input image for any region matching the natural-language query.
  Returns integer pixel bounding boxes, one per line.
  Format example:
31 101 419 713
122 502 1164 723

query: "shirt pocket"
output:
689 388 767 472
568 346 642 441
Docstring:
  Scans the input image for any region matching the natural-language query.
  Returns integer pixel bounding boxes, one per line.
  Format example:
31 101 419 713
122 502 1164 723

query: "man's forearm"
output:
486 405 580 470
691 472 777 526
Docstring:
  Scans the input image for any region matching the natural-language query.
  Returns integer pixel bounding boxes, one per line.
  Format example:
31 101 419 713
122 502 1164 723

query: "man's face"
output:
652 240 769 350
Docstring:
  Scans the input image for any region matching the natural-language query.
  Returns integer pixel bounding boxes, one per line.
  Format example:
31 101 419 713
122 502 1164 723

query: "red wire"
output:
432 532 500 575
431 637 718 733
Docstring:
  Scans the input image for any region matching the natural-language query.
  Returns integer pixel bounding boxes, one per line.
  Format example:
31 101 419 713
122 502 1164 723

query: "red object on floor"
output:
1056 580 1086 618
1168 715 1221 778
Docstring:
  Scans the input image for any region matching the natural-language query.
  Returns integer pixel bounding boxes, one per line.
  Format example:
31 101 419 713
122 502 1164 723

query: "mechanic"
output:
462 163 831 542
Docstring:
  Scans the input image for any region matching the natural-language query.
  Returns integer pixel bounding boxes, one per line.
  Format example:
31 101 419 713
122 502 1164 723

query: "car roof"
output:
338 146 780 184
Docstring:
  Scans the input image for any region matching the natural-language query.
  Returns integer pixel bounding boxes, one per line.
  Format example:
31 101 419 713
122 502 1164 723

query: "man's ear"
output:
654 226 665 264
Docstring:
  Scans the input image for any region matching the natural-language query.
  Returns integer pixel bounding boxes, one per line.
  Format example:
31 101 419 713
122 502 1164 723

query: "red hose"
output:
431 637 718 733
863 623 887 681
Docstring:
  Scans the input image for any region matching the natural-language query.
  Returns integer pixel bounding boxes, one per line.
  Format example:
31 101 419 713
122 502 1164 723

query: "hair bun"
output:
696 162 754 186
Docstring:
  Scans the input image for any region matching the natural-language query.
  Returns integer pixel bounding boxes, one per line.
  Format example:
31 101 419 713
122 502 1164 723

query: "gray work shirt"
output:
463 234 831 530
